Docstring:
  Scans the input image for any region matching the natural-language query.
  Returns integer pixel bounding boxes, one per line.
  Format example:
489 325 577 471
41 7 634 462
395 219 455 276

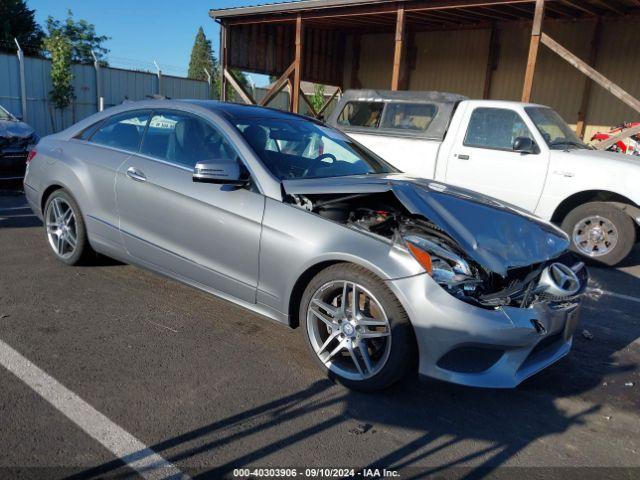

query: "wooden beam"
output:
595 125 640 151
483 25 499 99
299 87 318 117
221 0 544 26
540 32 640 114
590 0 625 16
259 62 296 107
522 0 545 102
223 68 256 105
220 24 228 102
316 87 341 118
575 18 602 139
559 0 598 16
292 14 303 113
391 5 406 91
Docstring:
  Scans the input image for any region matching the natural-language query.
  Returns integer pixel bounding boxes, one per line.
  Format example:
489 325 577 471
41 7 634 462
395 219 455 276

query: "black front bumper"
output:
0 150 28 181
0 134 33 183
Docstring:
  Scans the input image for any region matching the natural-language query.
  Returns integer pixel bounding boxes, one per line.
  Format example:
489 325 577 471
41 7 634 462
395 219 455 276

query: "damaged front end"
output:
283 175 587 310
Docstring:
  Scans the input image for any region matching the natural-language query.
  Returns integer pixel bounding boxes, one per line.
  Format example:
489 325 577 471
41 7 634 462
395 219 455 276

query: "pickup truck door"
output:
443 105 549 212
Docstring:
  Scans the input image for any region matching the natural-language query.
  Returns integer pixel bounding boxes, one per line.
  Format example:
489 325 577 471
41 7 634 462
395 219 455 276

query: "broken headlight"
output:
404 235 482 294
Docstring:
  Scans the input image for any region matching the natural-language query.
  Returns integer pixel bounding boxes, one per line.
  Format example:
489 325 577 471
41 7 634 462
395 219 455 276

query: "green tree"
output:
0 0 43 56
187 26 218 98
45 10 109 65
43 31 74 110
310 83 326 113
187 26 250 101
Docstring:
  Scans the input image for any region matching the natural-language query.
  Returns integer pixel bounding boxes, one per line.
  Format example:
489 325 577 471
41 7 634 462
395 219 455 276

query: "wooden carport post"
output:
220 24 228 102
522 0 545 102
291 14 304 113
391 5 406 91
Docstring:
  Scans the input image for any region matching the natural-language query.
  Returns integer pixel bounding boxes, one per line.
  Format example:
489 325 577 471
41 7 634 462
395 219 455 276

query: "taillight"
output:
26 149 37 164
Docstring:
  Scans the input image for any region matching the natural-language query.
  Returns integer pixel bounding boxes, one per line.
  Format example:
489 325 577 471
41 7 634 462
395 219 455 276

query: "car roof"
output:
178 99 322 124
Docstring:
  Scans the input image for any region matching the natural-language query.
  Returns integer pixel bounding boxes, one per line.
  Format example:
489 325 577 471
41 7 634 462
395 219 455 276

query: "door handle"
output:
126 167 146 182
457 154 470 160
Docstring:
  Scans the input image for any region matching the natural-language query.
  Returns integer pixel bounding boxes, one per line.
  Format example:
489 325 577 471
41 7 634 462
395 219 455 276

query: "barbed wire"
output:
0 42 195 78
105 55 189 76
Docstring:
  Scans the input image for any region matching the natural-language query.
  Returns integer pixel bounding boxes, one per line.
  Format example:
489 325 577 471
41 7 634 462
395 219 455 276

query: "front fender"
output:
257 198 423 317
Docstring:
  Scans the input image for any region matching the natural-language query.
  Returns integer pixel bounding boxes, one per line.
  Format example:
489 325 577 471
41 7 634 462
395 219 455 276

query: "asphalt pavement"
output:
0 189 639 479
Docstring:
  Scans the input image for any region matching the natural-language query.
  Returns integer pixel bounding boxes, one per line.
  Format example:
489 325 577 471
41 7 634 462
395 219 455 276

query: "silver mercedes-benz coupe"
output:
24 100 587 391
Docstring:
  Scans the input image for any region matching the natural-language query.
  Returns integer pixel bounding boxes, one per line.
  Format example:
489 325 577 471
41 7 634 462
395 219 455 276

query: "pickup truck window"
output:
525 107 588 150
381 103 437 132
337 101 384 129
464 108 534 151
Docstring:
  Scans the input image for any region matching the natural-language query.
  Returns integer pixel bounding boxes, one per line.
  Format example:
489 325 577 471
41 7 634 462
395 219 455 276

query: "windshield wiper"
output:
549 140 587 150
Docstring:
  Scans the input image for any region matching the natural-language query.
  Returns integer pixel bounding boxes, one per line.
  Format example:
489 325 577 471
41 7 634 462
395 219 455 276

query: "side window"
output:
337 101 384 128
89 111 151 152
140 110 237 169
464 108 534 151
381 103 437 131
75 121 103 141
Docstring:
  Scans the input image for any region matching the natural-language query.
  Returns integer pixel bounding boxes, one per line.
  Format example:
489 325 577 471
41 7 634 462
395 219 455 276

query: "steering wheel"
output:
303 153 337 177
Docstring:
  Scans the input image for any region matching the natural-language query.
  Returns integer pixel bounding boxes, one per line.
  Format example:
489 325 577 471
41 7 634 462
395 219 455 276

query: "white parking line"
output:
0 339 189 480
589 288 640 304
0 206 30 211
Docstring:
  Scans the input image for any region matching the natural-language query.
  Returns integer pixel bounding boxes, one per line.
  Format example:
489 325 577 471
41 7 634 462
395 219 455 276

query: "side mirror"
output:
513 136 537 154
193 161 247 186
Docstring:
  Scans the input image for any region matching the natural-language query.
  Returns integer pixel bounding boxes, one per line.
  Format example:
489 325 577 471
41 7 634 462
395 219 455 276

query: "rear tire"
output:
561 202 635 267
300 263 416 392
44 189 92 266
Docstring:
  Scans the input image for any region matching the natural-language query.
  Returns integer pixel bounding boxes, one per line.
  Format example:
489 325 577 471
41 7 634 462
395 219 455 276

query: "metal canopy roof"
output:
210 0 640 27
210 0 397 18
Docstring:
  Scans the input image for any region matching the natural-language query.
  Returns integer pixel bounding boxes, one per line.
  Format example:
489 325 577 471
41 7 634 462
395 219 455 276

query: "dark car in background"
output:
0 105 38 187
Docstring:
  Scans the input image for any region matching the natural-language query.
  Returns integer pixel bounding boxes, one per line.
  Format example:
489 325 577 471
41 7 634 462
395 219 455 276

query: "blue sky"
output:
28 0 301 86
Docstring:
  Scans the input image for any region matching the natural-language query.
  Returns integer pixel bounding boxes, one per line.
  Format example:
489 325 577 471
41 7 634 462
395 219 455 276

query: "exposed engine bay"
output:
287 191 586 310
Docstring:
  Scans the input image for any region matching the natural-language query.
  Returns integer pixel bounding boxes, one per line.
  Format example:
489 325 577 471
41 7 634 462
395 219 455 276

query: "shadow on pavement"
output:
2 191 636 478
65 376 598 479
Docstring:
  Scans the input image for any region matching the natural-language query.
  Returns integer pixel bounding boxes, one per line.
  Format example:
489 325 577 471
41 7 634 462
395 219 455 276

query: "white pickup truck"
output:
326 90 640 266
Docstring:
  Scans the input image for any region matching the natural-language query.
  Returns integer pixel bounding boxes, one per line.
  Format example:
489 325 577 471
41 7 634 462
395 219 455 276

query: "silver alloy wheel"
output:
306 280 392 381
46 197 78 259
572 215 619 257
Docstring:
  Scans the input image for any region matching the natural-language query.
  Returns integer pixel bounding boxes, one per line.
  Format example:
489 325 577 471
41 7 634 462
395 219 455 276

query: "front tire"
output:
300 263 416 392
561 202 636 266
44 189 91 265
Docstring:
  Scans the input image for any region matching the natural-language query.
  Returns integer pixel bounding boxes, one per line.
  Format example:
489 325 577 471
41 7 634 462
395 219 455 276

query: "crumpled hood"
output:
0 119 35 139
282 174 569 277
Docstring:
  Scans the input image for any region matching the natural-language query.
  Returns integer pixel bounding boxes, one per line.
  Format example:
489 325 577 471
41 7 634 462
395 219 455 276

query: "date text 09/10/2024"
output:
232 468 400 477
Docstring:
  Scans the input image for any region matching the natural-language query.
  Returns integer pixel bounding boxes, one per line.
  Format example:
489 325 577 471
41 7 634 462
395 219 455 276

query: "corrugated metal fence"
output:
0 52 211 137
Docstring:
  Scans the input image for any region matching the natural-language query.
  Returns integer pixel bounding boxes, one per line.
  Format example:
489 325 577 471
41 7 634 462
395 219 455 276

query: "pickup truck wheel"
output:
300 264 416 392
561 202 636 266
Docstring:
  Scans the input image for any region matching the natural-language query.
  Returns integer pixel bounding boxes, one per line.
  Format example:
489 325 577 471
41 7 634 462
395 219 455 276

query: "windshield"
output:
525 107 588 150
234 117 396 180
0 106 14 121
